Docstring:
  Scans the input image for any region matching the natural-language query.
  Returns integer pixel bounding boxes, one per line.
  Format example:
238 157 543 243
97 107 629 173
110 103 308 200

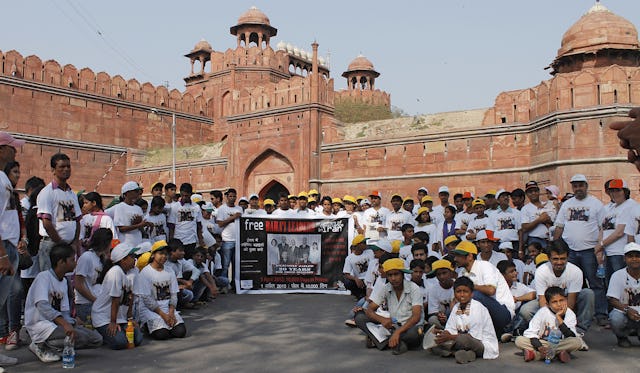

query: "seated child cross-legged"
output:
24 243 103 363
515 286 583 363
432 276 499 364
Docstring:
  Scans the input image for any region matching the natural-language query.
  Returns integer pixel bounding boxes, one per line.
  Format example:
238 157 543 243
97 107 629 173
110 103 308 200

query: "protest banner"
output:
234 216 351 294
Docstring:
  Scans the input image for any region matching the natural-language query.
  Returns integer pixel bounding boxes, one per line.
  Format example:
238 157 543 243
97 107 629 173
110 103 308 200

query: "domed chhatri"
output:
342 55 380 90
192 38 212 53
549 1 640 75
237 6 271 26
346 55 376 72
557 2 639 58
230 6 278 48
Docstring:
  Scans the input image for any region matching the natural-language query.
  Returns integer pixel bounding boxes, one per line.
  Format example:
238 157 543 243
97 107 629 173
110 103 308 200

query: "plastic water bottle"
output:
126 321 135 349
62 335 75 369
545 328 562 364
596 264 606 279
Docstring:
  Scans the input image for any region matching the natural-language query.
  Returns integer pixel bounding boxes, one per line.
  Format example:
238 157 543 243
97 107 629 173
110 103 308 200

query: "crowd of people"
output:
1 106 640 367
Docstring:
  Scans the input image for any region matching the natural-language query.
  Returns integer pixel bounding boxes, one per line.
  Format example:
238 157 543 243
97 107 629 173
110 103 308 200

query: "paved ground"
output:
4 293 640 372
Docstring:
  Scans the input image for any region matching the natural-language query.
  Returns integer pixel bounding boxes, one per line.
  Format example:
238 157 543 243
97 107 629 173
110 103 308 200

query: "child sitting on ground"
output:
497 260 535 342
24 243 102 363
425 259 455 329
432 276 499 364
74 228 112 323
515 286 583 363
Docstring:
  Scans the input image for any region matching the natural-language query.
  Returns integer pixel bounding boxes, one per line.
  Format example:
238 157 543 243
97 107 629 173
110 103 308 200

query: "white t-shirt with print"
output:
79 213 117 242
112 202 144 247
445 299 499 359
457 260 515 316
607 268 640 312
144 213 168 242
386 209 413 241
342 250 375 280
624 203 640 243
520 202 549 239
37 182 81 242
555 195 604 251
490 207 521 242
74 250 103 305
168 202 202 245
24 270 70 344
426 280 454 315
534 262 583 296
216 204 243 242
523 306 578 339
91 264 133 328
601 199 637 256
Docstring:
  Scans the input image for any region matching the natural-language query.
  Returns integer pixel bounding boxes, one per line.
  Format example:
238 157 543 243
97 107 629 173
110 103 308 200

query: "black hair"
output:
210 190 223 199
25 176 45 193
425 256 439 268
168 238 184 252
549 239 569 256
413 231 430 243
544 286 565 303
511 188 525 198
134 198 148 209
416 210 432 223
151 196 166 209
444 205 457 216
378 252 395 265
411 243 427 255
453 276 474 291
165 183 176 190
90 228 113 252
496 259 516 275
453 193 463 200
83 191 104 210
527 241 543 252
321 196 332 204
194 247 207 258
180 183 193 193
401 223 414 232
50 153 70 169
26 186 45 256
50 243 75 269
3 161 19 179
225 188 237 195
409 259 425 270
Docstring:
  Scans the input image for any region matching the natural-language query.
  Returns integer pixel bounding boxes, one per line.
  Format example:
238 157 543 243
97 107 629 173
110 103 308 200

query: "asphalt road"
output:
4 293 640 372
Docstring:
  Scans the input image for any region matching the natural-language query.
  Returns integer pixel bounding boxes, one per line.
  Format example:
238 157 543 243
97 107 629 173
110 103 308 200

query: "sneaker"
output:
392 341 408 355
617 337 632 348
344 319 356 328
558 350 571 363
0 336 6 345
579 340 589 351
29 342 60 363
454 350 476 364
500 332 513 343
596 316 609 327
524 349 536 362
365 336 376 349
4 330 18 351
0 353 18 366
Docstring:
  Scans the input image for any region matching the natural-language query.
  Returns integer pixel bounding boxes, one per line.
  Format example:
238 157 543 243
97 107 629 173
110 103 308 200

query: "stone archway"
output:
260 180 289 201
243 149 295 197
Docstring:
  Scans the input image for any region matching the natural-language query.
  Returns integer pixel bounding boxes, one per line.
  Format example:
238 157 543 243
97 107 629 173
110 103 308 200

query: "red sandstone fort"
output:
1 3 639 200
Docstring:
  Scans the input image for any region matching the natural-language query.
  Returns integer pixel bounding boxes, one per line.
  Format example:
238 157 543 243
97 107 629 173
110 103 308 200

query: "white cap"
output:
369 239 393 253
111 243 138 263
475 230 488 241
418 187 429 194
191 194 203 203
498 241 513 251
135 241 153 254
121 181 142 194
359 198 371 207
496 189 510 198
249 193 259 200
203 230 217 248
201 202 214 211
239 196 249 203
438 186 449 194
624 242 640 254
570 174 588 183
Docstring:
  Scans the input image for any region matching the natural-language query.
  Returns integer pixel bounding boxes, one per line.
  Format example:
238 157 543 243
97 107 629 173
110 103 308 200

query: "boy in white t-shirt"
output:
515 286 583 363
607 242 640 347
497 259 535 342
24 243 102 363
74 228 111 322
112 181 148 248
425 259 455 328
342 235 375 300
145 196 169 243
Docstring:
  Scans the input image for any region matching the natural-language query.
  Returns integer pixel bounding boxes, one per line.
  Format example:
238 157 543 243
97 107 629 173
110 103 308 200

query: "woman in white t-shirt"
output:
91 242 143 349
74 228 112 322
133 240 186 340
415 207 442 256
79 192 116 253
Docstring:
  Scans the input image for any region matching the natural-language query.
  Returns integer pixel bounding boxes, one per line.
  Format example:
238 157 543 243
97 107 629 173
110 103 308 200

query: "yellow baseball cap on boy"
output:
452 241 478 256
151 240 169 253
352 234 366 246
382 258 412 274
427 259 455 276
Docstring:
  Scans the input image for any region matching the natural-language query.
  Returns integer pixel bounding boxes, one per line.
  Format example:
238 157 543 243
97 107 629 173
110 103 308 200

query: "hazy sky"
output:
2 1 639 115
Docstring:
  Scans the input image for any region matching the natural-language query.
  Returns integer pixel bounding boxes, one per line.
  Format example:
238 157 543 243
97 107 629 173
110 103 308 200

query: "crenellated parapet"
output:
0 49 211 117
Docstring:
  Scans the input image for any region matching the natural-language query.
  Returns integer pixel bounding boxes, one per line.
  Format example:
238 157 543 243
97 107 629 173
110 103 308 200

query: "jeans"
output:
354 310 423 350
569 249 607 318
472 290 512 335
38 238 56 272
178 289 194 306
43 325 103 352
605 255 626 283
192 280 208 301
519 288 595 331
220 241 235 281
75 303 92 323
609 310 640 338
215 275 230 289
503 303 527 334
95 323 143 350
343 278 366 299
0 241 19 336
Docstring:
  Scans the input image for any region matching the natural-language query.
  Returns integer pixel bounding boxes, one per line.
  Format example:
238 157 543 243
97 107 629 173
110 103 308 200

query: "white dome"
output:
286 43 293 53
276 40 286 51
293 46 300 56
318 56 325 65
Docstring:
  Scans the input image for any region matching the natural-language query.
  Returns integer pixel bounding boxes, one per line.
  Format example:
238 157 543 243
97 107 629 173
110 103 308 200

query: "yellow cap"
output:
151 240 169 253
391 240 402 254
352 234 366 246
308 197 316 203
136 252 151 271
382 258 412 274
535 253 549 266
472 198 485 207
452 241 478 255
421 195 433 203
308 189 319 195
403 196 414 203
332 197 343 205
356 195 366 201
428 259 455 275
288 194 297 200
263 199 275 206
343 195 357 205
298 191 308 199
390 193 403 201
443 235 460 246
485 189 497 197
416 207 430 217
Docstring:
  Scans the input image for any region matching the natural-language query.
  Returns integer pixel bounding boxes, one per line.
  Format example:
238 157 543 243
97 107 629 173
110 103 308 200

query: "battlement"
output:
0 49 212 117
335 89 390 107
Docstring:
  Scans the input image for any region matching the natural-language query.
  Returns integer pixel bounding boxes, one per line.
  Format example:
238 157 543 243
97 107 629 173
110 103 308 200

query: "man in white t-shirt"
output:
216 188 243 285
36 153 82 271
607 242 640 347
519 239 595 332
466 199 492 241
520 181 552 252
386 194 412 241
112 181 149 248
453 240 515 336
490 189 521 249
431 186 451 219
168 183 204 258
475 230 507 267
271 192 298 218
362 191 390 240
553 174 607 326
342 235 374 300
